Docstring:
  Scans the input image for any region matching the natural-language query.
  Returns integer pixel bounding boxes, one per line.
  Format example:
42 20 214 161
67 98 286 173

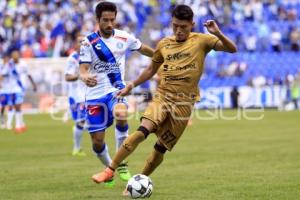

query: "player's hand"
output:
81 74 97 87
116 82 134 98
203 20 221 36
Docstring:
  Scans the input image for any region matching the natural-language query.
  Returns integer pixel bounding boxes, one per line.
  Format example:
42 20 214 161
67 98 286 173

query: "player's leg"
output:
91 131 112 168
0 94 7 129
141 140 167 176
6 94 15 130
71 101 86 156
93 99 168 183
14 93 26 133
0 105 5 129
113 100 132 181
92 118 156 183
86 99 115 186
114 102 129 151
72 120 86 156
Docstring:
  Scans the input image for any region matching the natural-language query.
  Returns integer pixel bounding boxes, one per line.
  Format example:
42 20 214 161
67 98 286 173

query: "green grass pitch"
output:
1 110 300 200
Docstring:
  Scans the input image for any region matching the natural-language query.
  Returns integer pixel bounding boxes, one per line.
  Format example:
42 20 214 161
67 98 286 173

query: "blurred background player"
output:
0 53 10 129
5 50 37 132
93 5 237 195
65 35 87 156
79 2 154 187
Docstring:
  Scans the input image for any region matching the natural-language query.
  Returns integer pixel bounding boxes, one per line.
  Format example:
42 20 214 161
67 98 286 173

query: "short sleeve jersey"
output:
152 32 219 102
65 51 86 103
79 29 142 100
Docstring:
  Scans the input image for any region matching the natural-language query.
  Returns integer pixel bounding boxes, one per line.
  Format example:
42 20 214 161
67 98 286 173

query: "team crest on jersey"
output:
116 42 124 49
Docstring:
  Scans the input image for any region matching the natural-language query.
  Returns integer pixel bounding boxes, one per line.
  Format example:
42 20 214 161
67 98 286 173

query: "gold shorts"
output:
142 97 193 151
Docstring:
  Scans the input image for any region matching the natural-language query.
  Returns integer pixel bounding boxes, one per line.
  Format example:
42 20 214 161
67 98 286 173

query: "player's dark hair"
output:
172 4 194 21
95 1 117 20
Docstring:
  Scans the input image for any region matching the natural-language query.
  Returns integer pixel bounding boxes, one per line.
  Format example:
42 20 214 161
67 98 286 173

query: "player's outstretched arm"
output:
117 61 160 97
204 20 237 53
137 44 154 57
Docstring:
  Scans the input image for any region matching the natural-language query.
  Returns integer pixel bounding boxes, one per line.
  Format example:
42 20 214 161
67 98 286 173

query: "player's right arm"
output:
117 61 161 97
117 40 164 97
78 39 97 87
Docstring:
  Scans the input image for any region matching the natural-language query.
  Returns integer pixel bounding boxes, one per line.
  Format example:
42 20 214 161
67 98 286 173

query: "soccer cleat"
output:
91 167 114 183
104 179 115 188
117 162 131 181
15 126 26 134
72 149 86 157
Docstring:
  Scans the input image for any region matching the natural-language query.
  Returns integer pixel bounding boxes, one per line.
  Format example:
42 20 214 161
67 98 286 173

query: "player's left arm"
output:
204 20 237 53
137 44 154 57
27 74 37 92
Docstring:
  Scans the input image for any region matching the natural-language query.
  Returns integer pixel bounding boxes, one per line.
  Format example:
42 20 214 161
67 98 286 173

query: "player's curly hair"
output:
172 4 194 21
95 1 117 20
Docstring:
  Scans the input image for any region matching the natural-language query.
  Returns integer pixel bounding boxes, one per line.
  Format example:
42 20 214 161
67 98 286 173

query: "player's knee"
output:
154 142 167 154
114 110 128 120
114 104 128 120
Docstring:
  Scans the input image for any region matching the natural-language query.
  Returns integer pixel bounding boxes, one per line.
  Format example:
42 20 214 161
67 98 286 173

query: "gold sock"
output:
141 149 164 176
110 130 146 169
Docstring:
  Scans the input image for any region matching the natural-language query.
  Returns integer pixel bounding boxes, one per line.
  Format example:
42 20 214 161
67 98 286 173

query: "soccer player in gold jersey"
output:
91 4 237 192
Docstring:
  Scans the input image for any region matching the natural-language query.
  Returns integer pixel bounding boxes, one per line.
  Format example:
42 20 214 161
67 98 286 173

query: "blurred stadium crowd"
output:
0 0 300 91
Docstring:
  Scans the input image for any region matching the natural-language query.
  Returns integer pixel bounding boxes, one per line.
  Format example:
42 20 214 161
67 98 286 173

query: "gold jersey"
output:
152 32 219 102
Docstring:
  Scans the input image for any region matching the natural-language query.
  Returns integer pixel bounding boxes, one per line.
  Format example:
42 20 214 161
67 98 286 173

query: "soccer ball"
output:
126 174 153 199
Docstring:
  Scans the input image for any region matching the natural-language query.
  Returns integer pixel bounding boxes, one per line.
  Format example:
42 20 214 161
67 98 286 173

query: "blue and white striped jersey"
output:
79 29 141 100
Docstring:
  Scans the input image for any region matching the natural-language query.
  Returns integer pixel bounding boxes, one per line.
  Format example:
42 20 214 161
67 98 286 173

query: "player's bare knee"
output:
114 110 128 121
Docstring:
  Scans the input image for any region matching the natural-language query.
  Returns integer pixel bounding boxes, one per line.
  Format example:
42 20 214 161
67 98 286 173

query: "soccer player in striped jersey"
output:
79 2 154 187
0 53 10 129
65 35 87 156
4 50 37 132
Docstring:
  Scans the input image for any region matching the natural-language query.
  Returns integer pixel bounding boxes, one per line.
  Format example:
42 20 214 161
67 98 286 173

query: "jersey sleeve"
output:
79 38 92 64
65 57 77 75
202 34 219 52
152 39 165 64
127 33 142 51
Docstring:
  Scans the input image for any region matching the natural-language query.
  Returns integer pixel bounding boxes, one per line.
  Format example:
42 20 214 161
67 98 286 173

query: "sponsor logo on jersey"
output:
166 52 191 61
162 63 196 71
164 76 190 82
93 60 121 73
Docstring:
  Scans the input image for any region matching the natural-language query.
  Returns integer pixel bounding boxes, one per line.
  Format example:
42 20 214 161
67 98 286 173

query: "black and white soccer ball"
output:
126 174 153 199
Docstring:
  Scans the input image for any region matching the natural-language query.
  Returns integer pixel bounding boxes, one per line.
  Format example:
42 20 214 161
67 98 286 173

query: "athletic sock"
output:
73 124 84 150
115 124 129 150
15 111 24 129
93 143 112 167
6 110 14 129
